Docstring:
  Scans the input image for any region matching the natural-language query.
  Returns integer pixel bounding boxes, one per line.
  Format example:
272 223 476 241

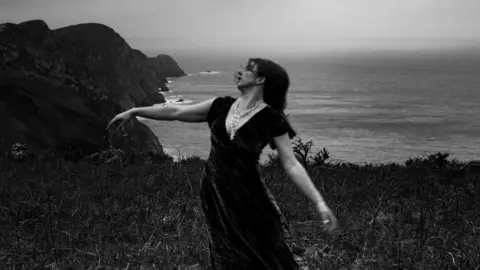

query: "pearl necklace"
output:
229 99 262 140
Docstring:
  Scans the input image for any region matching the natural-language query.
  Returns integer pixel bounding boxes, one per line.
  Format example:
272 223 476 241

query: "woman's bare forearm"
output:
284 160 328 208
129 104 177 121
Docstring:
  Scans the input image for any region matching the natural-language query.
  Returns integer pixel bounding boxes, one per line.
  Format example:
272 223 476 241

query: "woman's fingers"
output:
319 207 339 233
106 118 116 130
106 116 122 130
328 216 339 232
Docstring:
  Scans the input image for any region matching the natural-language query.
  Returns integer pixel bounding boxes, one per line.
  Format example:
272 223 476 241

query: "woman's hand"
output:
106 110 134 130
316 203 339 233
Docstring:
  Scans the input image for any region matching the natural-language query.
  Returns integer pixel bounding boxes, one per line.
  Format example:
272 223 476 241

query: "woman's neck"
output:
238 87 264 110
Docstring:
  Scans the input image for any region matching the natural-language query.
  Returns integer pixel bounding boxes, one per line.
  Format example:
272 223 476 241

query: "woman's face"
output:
234 60 262 90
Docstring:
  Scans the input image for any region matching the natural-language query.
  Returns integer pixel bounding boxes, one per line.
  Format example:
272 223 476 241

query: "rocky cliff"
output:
0 19 185 157
147 54 186 78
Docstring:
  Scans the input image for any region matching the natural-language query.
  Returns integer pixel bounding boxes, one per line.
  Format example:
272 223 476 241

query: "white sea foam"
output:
165 98 194 105
198 71 221 75
158 90 174 94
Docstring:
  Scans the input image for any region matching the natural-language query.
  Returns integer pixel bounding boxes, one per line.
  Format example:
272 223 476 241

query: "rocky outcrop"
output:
0 20 184 157
148 54 186 78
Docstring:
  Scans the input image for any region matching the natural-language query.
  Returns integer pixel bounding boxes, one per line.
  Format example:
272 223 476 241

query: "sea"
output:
139 50 480 165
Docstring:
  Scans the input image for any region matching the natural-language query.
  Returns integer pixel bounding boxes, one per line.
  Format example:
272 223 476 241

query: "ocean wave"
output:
165 98 194 105
151 97 194 105
158 90 175 94
198 71 221 75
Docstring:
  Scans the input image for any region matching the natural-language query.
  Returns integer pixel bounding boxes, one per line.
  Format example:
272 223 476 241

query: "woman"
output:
106 58 339 269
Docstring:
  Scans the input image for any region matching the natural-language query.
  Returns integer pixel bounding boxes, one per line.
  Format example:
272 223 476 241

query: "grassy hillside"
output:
0 139 479 269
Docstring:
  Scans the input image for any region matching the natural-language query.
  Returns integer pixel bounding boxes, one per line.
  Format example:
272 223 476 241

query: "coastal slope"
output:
0 19 184 156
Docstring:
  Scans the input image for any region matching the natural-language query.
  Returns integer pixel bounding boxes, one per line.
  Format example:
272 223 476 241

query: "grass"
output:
0 141 479 270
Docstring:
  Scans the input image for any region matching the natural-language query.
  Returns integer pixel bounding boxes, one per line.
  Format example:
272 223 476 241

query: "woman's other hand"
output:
316 203 339 233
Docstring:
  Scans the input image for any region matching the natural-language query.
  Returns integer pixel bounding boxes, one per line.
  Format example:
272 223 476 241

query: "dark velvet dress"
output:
199 96 309 270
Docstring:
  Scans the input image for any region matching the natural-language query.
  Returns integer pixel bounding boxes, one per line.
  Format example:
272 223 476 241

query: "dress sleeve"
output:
207 96 235 128
207 97 221 128
268 111 297 150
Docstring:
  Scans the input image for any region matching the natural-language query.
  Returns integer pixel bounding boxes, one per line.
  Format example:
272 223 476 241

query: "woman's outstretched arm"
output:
272 133 339 232
106 98 216 130
131 98 216 122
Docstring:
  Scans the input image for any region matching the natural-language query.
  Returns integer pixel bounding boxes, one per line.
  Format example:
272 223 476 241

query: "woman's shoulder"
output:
207 96 236 126
213 95 237 106
262 106 297 140
262 104 284 119
216 95 236 101
208 96 236 119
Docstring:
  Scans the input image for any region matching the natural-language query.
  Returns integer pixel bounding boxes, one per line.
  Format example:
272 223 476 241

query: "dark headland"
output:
0 19 185 158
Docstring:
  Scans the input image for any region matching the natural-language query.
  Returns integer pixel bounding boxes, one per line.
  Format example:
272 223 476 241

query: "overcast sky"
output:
1 0 479 55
